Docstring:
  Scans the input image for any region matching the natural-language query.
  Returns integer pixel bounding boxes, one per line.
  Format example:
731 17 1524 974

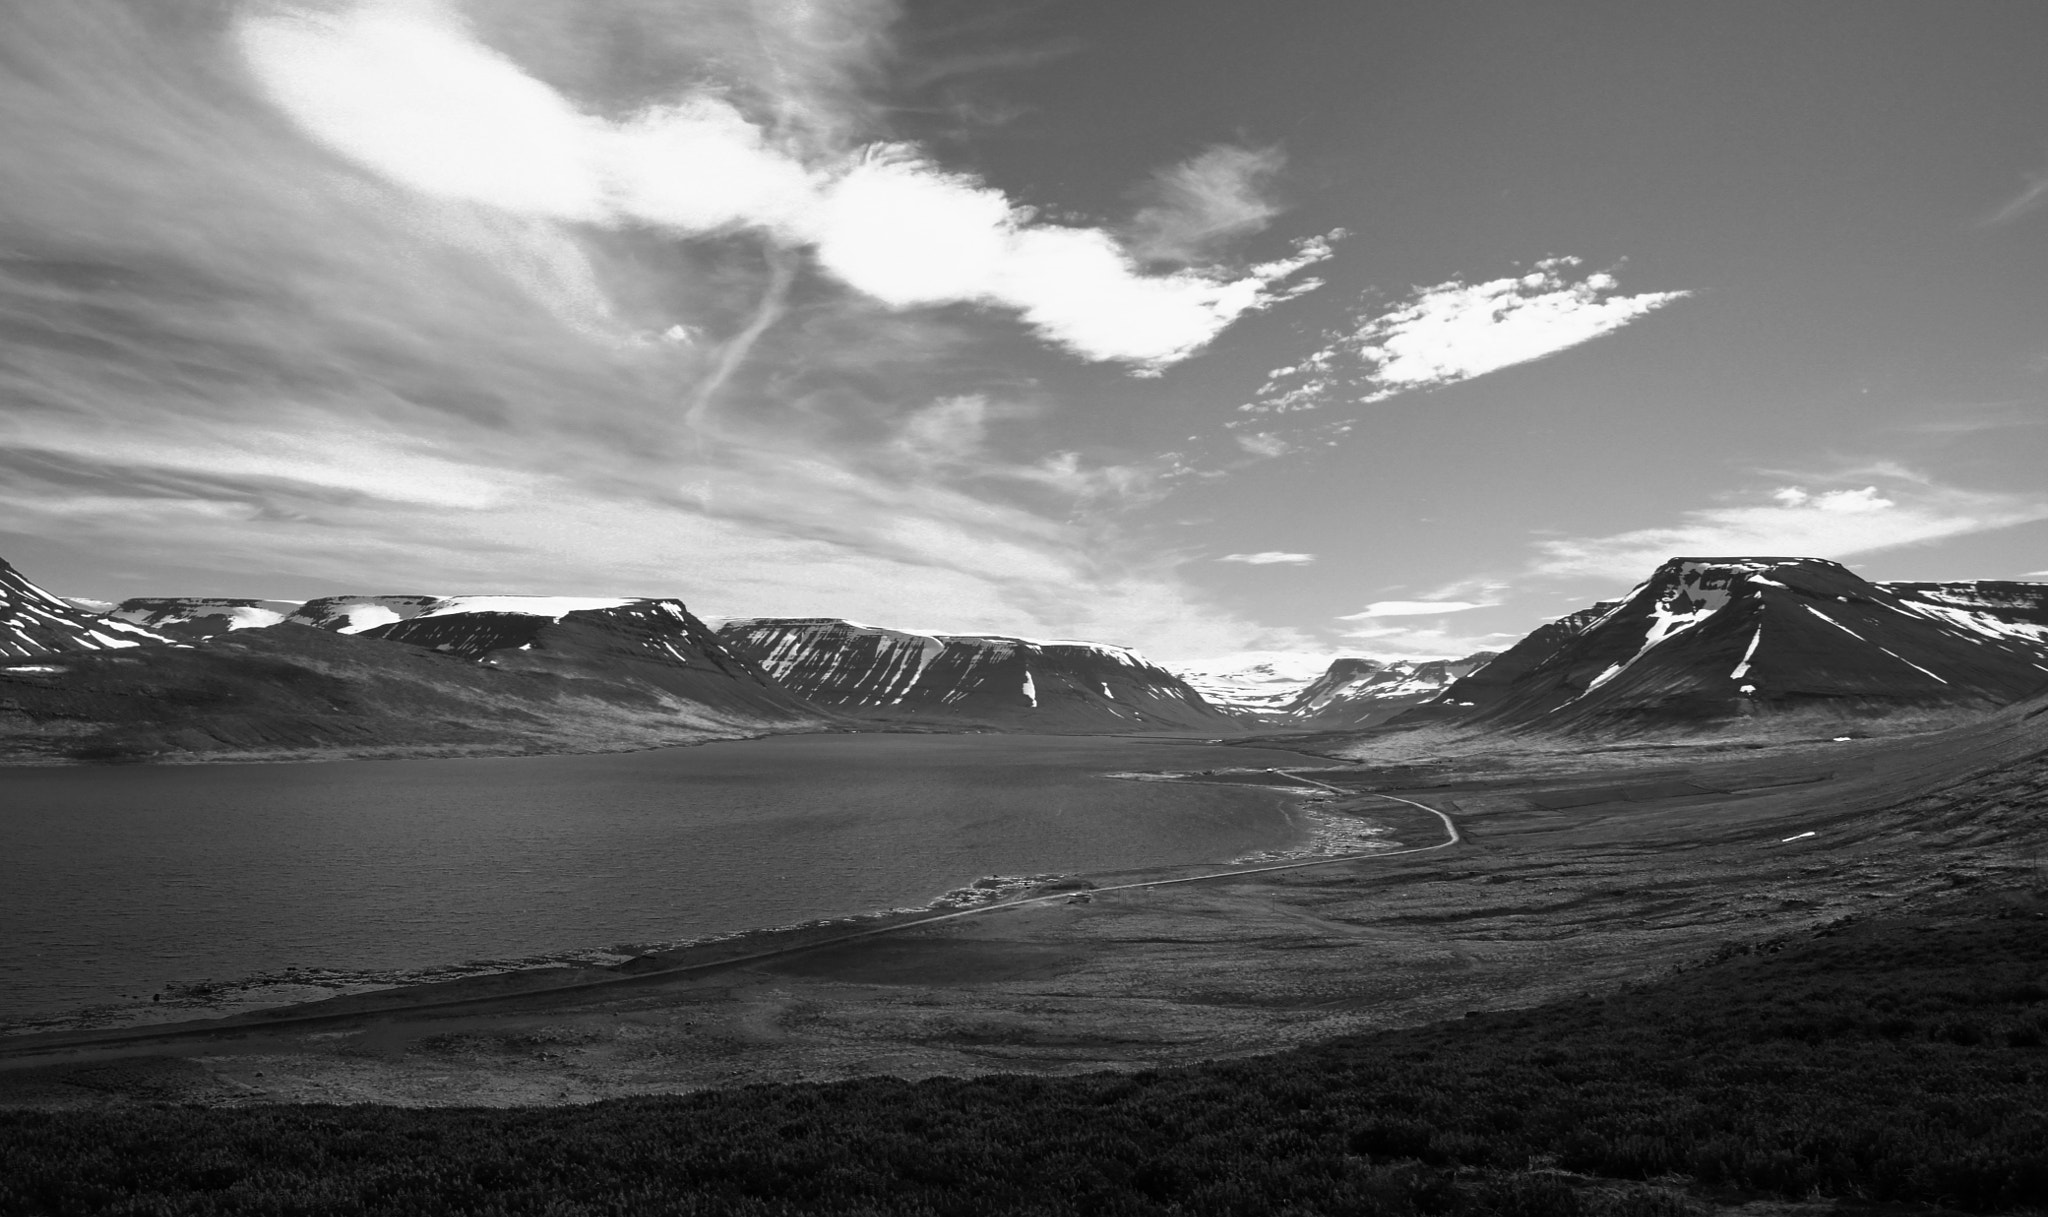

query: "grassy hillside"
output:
5 891 2043 1216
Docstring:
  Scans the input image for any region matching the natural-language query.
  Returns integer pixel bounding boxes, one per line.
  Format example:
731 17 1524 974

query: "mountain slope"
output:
1397 558 2048 732
1282 654 1497 728
0 558 178 659
364 596 808 722
717 617 1237 732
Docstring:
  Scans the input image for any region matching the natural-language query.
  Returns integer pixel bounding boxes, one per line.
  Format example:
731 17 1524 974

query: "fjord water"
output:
0 733 1329 1021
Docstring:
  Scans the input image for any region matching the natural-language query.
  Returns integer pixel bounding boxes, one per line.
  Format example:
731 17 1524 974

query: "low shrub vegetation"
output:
4 896 2044 1216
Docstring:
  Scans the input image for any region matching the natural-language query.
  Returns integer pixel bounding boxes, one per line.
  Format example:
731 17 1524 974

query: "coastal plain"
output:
6 699 2042 1110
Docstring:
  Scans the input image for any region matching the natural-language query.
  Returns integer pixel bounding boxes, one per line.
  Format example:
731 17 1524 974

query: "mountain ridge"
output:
1392 557 2048 733
716 617 1238 732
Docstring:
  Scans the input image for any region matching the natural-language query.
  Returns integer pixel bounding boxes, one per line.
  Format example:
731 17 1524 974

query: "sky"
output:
2 0 2045 670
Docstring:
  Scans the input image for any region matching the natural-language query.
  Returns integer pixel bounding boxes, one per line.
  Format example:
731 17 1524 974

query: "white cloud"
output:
1242 257 1686 417
1218 551 1317 565
1334 619 1519 661
236 1 1329 370
235 3 611 221
1127 144 1286 264
1531 478 2048 581
1340 599 1493 618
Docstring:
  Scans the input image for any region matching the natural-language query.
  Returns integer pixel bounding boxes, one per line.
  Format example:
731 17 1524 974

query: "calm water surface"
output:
0 733 1331 1020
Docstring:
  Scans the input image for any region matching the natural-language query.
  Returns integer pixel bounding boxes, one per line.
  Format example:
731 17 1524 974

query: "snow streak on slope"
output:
1 557 178 660
288 595 445 634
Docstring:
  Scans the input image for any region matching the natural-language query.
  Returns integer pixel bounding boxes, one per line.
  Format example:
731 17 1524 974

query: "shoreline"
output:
2 765 1381 1038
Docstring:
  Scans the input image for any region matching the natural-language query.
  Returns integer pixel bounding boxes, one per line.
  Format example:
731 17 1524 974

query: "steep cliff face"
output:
0 558 177 660
717 617 1238 732
107 598 301 640
1282 654 1497 728
1397 558 2048 732
366 596 809 721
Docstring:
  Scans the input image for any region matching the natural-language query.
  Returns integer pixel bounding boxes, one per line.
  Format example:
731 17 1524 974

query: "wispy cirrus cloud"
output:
1240 257 1686 421
0 0 1324 662
1981 167 2048 227
1127 144 1287 264
236 1 1329 371
1218 551 1317 566
1529 474 2048 581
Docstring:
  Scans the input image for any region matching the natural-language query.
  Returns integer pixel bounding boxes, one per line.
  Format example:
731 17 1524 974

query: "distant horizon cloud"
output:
1239 257 1686 422
1529 476 2048 581
1333 618 1518 660
235 0 1330 371
1217 551 1317 565
1340 599 1494 618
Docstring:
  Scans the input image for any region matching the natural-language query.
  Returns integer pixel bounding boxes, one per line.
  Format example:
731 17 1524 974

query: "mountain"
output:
107 598 302 640
0 558 178 660
360 596 805 722
286 595 444 634
1282 654 1497 728
0 557 823 762
717 617 1239 732
1175 654 1497 728
1175 658 1339 716
1396 557 2048 733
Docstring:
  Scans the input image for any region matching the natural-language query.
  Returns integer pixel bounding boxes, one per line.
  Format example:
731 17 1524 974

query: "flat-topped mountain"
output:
1397 558 2048 732
107 598 302 640
717 617 1238 731
0 558 177 660
286 595 444 634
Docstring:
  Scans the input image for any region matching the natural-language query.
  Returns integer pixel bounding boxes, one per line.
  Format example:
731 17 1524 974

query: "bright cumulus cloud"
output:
1241 257 1685 418
1341 599 1492 618
235 1 1327 370
1218 551 1317 565
1532 478 2048 580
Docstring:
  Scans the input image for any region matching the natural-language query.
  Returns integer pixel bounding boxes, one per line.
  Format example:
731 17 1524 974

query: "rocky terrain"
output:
1392 558 2048 733
717 617 1239 732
